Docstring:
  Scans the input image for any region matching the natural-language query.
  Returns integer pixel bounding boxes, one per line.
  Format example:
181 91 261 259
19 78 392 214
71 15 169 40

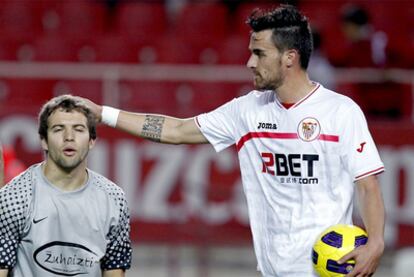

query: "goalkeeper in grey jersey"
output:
0 95 132 277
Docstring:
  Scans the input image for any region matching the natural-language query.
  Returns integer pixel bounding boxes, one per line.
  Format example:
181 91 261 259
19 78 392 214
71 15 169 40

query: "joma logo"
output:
257 122 278 130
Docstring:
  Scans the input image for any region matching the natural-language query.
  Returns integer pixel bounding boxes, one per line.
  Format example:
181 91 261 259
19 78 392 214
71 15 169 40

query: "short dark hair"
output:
38 95 97 141
247 5 313 69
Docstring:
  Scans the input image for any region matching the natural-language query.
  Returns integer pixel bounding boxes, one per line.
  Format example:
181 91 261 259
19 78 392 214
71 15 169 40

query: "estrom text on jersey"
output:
261 152 319 184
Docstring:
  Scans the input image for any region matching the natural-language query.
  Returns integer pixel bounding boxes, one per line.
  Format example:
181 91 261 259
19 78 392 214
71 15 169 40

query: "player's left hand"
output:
338 241 384 277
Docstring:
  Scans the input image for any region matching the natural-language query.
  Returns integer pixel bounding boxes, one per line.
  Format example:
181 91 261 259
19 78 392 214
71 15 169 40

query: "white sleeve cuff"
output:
101 106 120 127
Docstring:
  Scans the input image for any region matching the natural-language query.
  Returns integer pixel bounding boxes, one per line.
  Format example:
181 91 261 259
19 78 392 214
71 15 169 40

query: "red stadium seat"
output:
118 81 179 114
44 2 106 41
215 35 250 65
0 1 44 40
116 81 251 116
186 82 250 112
299 1 343 33
53 80 103 103
152 35 202 64
0 39 24 61
367 1 412 35
173 3 229 43
31 35 78 62
0 78 54 108
92 35 137 63
115 3 167 44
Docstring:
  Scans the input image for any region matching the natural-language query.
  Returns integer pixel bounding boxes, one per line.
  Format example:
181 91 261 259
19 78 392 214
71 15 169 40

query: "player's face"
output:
41 109 95 172
247 30 285 90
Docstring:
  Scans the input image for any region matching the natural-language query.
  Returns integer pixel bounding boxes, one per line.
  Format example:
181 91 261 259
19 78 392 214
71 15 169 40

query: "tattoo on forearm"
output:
141 115 165 142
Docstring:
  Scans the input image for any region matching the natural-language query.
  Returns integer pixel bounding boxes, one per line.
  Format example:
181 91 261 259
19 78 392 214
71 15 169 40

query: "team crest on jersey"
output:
297 117 320 141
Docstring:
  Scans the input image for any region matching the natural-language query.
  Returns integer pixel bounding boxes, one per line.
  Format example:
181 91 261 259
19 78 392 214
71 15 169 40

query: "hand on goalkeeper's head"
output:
76 96 103 123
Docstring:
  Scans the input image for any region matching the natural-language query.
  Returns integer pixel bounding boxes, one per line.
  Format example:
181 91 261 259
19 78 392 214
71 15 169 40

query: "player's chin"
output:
253 80 266 90
255 83 275 91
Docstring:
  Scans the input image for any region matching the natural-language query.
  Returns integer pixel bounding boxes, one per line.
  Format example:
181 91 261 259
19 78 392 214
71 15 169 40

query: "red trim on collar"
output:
291 83 320 109
281 103 295 109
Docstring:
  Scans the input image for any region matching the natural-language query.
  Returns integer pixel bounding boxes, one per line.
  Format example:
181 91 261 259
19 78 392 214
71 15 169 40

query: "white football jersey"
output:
196 84 384 277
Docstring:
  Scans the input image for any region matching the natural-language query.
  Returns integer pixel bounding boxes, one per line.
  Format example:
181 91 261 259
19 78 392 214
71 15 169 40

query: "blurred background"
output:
0 0 413 276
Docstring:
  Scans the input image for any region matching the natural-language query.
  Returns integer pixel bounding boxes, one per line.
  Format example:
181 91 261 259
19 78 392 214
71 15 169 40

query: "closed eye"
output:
51 126 63 132
74 125 87 132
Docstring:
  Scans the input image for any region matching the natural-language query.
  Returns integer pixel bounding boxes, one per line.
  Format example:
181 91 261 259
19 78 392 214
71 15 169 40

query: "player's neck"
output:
276 72 316 104
42 160 89 192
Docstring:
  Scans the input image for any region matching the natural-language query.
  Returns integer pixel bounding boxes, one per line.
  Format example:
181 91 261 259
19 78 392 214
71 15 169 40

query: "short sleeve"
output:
339 104 384 181
101 195 132 271
0 169 32 269
196 98 240 152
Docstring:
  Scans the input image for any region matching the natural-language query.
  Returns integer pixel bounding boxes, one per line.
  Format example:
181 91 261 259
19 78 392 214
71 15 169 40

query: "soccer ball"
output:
312 224 368 277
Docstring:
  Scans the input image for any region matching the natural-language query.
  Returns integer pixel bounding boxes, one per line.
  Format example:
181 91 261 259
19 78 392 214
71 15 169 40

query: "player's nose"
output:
63 129 75 141
246 54 257 70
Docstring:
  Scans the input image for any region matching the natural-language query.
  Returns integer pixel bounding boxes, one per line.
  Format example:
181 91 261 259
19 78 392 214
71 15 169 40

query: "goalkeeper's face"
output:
41 108 96 172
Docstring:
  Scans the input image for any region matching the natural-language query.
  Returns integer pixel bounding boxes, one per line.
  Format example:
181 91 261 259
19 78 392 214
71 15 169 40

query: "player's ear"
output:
283 49 298 68
88 138 96 150
40 138 48 152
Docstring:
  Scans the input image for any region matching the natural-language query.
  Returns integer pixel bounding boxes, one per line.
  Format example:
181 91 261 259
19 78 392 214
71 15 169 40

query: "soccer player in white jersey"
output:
0 95 132 277
81 5 385 277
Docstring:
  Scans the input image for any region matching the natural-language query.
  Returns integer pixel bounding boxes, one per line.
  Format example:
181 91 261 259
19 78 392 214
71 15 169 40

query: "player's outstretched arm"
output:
117 111 208 144
79 97 209 145
339 175 385 277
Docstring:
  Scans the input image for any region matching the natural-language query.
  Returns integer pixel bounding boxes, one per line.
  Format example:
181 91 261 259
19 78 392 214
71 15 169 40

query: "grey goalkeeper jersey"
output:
0 163 132 276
